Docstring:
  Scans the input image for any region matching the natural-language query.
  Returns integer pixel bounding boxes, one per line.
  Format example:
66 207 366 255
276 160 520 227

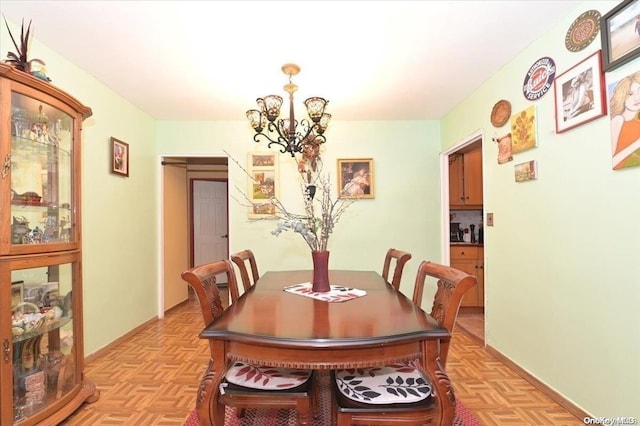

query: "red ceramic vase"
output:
311 250 331 292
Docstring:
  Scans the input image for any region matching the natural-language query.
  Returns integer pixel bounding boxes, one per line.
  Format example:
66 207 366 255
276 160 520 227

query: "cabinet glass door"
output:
11 262 76 423
10 91 74 250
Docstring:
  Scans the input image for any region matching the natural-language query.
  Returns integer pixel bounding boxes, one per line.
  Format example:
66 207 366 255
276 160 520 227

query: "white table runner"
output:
283 282 367 303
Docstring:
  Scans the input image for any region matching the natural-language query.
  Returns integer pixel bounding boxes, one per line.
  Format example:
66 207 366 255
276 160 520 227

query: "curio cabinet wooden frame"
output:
0 63 98 425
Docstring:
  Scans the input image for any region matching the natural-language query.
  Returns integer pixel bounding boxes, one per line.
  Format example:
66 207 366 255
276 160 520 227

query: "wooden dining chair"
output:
230 249 260 294
331 260 477 425
381 248 412 290
181 259 316 424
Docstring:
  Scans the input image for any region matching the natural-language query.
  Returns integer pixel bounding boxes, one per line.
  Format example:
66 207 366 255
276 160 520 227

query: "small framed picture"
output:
337 158 374 199
111 137 129 177
247 152 279 220
553 51 607 133
601 0 640 72
496 133 513 164
514 160 538 182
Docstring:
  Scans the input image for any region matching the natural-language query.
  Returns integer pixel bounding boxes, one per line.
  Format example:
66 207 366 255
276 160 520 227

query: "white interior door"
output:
193 180 228 283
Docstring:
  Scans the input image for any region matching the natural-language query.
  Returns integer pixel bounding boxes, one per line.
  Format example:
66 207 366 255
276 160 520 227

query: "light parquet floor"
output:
61 295 583 425
456 311 485 344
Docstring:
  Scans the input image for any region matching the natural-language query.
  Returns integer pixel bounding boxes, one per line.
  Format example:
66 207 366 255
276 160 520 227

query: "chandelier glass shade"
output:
246 64 331 157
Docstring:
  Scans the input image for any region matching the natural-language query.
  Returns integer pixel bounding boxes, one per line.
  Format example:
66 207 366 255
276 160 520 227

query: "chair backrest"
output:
381 248 412 290
412 260 477 366
230 249 260 293
180 259 240 326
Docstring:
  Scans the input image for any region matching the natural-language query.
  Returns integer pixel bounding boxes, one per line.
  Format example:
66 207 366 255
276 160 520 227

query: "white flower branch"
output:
225 150 358 252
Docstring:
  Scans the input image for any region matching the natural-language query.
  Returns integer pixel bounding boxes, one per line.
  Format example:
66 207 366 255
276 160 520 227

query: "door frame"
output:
158 154 229 319
439 129 484 266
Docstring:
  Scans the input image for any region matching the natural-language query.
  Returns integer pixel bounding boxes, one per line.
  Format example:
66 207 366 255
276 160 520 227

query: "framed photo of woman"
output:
553 51 607 133
607 69 640 170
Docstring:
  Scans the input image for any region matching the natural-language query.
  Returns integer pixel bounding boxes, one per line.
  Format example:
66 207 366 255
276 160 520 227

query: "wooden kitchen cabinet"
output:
449 146 483 208
450 246 484 307
0 63 97 425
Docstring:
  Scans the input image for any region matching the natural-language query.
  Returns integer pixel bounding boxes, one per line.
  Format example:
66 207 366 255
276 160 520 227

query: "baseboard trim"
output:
456 322 485 346
84 316 158 365
486 345 588 421
84 299 195 365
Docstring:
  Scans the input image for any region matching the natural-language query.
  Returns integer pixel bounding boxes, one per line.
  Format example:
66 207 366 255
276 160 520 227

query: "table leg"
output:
423 340 456 426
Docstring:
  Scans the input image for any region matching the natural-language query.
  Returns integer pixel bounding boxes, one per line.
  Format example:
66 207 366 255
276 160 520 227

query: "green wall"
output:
155 119 443 298
442 1 639 418
4 0 639 418
1 19 159 355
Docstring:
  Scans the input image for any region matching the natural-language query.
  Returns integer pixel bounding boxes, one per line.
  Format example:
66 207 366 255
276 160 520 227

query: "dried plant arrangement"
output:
3 16 50 81
226 150 359 252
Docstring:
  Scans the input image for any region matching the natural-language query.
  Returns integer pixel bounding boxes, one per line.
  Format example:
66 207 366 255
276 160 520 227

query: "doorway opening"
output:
160 156 229 316
441 133 485 345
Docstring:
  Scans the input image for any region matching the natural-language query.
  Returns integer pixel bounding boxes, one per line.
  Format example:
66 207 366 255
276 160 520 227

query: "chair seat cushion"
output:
335 363 432 404
225 361 311 390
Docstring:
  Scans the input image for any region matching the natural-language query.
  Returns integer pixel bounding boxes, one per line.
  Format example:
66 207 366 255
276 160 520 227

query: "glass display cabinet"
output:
0 63 97 424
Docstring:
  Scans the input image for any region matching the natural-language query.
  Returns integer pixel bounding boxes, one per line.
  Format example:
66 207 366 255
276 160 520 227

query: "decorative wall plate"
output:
490 100 512 128
565 10 601 52
522 57 556 101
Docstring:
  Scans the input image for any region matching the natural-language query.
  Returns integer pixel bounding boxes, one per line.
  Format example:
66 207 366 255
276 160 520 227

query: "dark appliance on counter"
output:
450 222 463 242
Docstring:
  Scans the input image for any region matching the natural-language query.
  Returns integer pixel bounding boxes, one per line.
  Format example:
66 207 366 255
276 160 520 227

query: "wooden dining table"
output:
197 269 457 425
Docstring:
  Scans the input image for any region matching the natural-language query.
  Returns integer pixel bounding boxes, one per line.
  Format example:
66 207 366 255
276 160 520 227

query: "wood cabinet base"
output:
32 380 99 425
450 246 484 308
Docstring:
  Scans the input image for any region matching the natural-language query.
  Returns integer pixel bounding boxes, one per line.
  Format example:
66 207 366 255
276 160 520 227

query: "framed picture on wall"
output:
247 152 279 219
514 160 538 182
601 0 640 72
607 69 640 170
110 137 129 177
553 51 607 133
337 158 374 199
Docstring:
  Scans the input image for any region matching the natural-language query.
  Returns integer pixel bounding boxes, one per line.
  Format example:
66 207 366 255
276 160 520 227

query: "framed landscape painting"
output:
601 0 640 71
247 152 279 219
514 160 538 182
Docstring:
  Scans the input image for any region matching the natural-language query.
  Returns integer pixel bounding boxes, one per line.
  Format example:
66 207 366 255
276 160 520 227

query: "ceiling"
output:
1 1 604 121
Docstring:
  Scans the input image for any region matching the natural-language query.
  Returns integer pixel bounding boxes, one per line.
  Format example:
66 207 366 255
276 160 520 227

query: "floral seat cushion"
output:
335 363 432 404
225 361 311 390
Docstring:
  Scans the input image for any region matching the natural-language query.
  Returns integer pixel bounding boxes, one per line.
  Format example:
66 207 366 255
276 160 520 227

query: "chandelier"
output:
246 63 331 157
